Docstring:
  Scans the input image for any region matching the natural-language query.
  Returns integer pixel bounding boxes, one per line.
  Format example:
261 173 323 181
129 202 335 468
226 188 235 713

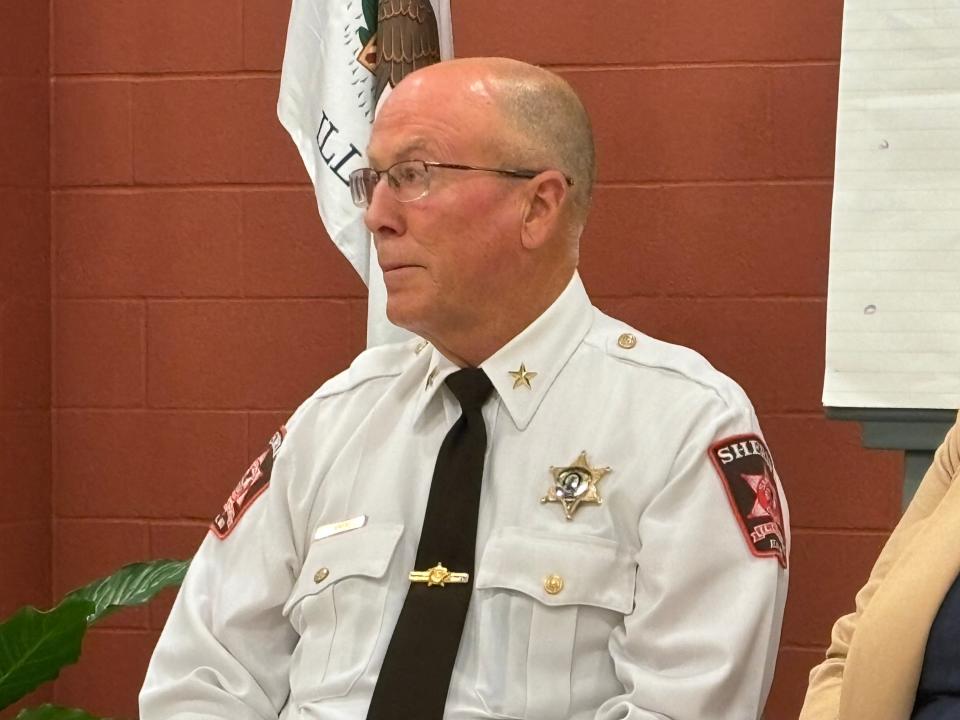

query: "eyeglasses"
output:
349 160 574 208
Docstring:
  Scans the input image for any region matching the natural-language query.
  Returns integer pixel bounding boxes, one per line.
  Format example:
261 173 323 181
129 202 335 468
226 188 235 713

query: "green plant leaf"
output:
0 598 93 710
0 559 190 710
67 559 190 626
15 703 114 720
362 0 378 33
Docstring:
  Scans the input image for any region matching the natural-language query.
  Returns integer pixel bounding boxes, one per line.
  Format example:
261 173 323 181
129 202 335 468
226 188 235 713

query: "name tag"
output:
313 514 367 541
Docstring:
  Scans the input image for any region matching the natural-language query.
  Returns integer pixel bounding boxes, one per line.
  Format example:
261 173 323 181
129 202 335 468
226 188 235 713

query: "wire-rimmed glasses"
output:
349 160 574 208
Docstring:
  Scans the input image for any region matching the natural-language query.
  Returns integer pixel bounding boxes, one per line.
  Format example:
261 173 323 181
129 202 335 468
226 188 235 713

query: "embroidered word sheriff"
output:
709 434 787 568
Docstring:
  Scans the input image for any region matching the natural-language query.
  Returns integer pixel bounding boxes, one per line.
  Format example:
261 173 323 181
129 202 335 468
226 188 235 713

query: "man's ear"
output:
520 171 569 250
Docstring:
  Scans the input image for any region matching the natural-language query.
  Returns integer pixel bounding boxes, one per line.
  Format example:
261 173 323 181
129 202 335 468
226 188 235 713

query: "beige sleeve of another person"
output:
799 413 960 720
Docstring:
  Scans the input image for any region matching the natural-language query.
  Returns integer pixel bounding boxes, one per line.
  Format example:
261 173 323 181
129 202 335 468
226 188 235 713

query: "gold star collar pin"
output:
508 363 538 390
541 451 611 520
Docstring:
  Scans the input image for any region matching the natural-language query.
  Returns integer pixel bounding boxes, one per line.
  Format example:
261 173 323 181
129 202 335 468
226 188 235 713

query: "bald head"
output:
388 58 596 235
367 58 595 365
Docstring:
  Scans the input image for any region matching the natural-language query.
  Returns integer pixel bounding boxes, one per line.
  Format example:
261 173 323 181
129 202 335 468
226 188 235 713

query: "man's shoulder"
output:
279 337 423 441
311 337 424 403
583 308 751 410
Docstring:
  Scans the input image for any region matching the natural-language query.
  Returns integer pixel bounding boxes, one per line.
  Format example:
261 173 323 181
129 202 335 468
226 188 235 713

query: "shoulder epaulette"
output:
588 311 750 409
313 337 423 401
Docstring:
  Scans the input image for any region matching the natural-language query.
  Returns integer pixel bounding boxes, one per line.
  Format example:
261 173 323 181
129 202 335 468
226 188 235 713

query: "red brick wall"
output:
1 1 906 718
0 2 52 714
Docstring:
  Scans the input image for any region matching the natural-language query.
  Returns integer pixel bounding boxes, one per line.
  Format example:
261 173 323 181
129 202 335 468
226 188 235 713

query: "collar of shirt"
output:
412 271 594 431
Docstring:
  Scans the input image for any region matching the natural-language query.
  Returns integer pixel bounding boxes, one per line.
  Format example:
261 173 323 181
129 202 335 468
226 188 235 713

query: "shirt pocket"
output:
474 526 636 720
283 522 404 703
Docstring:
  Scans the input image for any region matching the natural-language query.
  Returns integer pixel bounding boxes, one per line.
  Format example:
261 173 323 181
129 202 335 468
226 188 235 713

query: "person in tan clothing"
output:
801 412 960 720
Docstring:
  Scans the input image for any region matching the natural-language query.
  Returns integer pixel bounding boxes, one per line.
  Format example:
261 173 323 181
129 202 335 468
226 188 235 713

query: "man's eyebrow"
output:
368 138 433 168
396 139 431 157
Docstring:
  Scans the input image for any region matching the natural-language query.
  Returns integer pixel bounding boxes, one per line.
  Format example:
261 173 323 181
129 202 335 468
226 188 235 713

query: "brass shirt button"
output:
544 574 564 595
618 333 637 350
314 567 329 583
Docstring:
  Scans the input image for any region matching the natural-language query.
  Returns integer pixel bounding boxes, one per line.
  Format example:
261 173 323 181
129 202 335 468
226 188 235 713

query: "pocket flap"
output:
284 522 404 616
476 527 636 614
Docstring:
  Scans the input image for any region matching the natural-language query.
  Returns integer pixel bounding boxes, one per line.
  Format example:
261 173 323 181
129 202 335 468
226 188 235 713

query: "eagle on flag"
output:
373 0 443 103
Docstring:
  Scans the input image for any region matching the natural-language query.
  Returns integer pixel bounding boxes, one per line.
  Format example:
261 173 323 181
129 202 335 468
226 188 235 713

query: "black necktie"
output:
366 368 494 720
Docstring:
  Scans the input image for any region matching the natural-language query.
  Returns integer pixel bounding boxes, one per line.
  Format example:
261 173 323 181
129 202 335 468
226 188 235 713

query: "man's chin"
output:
384 300 422 336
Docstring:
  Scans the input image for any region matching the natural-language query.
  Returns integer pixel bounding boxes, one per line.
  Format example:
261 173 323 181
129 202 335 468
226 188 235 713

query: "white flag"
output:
278 0 453 347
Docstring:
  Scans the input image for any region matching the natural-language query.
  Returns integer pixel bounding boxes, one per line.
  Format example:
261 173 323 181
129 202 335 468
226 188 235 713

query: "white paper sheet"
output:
823 0 960 409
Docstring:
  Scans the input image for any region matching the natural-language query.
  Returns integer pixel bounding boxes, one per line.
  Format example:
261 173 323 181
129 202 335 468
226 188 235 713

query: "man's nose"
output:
363 175 404 238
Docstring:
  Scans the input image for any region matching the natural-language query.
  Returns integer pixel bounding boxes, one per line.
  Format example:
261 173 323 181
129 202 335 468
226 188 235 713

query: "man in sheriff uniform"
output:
140 57 789 720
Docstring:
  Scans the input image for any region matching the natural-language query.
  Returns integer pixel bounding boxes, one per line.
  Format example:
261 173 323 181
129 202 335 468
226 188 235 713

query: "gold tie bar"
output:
408 562 469 587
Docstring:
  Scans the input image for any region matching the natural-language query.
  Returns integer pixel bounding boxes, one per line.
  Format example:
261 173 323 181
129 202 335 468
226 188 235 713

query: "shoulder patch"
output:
709 434 787 568
211 426 286 539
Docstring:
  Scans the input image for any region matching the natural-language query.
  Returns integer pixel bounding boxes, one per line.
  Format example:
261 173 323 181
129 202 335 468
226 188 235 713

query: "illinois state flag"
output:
278 0 454 346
